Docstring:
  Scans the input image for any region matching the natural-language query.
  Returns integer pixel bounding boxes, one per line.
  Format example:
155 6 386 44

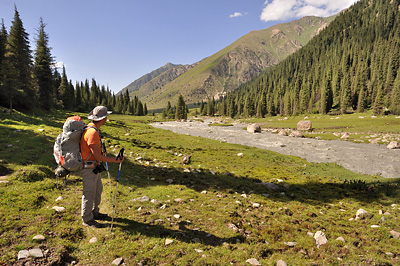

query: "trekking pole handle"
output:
116 148 125 160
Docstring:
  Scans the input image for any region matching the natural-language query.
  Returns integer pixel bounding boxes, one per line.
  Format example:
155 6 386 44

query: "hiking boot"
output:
93 212 110 220
82 219 108 228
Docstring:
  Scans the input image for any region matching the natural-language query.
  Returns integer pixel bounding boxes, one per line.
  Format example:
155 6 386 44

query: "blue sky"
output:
0 0 359 93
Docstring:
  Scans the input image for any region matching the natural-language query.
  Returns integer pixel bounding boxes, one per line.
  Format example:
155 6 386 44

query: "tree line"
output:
204 0 400 118
0 6 146 115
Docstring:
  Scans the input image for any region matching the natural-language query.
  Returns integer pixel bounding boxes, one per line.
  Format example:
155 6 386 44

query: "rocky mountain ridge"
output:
120 15 335 110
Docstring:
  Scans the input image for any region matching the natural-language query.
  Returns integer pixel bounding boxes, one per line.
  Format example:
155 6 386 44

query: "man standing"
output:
80 106 124 228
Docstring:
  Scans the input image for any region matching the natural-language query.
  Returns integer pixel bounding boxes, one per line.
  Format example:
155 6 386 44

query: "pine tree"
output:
5 6 33 111
228 98 236 118
175 94 187 120
58 66 68 108
390 68 400 115
373 86 385 115
340 74 352 114
0 19 8 107
137 101 144 116
357 86 366 113
207 98 215 116
34 18 54 110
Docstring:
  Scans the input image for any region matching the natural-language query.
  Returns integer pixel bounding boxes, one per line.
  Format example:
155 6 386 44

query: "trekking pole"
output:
102 142 112 200
111 148 124 232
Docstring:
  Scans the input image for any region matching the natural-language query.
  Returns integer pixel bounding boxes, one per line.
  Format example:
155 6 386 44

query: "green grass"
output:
242 111 400 144
0 111 399 265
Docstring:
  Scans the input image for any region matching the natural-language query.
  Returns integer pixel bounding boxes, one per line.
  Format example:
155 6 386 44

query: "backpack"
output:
53 116 96 177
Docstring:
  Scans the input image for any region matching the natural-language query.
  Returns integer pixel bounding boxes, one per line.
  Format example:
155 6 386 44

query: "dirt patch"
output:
151 119 400 178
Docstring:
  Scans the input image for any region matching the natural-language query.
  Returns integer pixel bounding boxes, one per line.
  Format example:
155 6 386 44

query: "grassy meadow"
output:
0 110 399 265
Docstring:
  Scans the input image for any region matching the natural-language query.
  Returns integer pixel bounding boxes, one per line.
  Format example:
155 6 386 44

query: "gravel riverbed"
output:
150 119 400 178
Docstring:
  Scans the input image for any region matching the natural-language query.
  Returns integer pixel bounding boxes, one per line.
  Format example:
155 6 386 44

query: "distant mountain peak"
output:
119 15 335 110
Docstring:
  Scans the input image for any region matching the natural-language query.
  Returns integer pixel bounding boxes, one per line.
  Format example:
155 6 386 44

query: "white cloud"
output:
261 0 360 22
230 12 243 18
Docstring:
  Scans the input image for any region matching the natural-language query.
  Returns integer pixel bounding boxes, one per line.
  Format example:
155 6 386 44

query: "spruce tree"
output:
228 98 236 118
0 19 8 107
6 6 34 111
390 68 400 115
175 94 187 120
34 18 54 110
373 86 385 115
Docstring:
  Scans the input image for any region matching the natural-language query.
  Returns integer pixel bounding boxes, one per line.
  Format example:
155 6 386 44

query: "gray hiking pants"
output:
81 168 103 222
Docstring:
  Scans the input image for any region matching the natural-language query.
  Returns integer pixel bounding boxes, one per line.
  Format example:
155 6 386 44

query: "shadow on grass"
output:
119 161 400 206
112 217 245 247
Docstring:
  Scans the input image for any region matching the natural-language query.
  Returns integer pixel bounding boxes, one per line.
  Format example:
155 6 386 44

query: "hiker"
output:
80 106 124 228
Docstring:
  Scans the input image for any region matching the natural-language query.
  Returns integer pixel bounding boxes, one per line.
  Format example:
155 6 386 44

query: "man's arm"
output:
89 143 124 163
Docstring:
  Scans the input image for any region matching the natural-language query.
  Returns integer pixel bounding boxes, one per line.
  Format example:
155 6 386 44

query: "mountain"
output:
120 15 335 110
227 0 400 117
119 62 197 98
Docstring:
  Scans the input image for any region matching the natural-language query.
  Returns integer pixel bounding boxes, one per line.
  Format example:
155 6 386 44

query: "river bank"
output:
150 119 400 178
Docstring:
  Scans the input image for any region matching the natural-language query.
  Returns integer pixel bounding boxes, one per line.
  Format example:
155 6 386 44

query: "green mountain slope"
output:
119 62 197 99
121 16 335 110
227 0 400 117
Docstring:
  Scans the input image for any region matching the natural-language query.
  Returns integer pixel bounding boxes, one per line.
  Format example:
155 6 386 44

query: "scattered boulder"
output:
278 130 288 136
387 141 400 149
289 131 304 138
390 230 400 239
32 234 45 242
134 196 150 202
336 236 345 242
52 206 65 212
355 209 372 220
29 248 44 258
174 198 184 203
284 241 297 247
180 155 191 164
341 133 350 139
247 124 261 133
18 250 29 260
165 239 174 246
297 120 312 131
314 231 328 248
228 223 240 233
112 257 124 265
246 258 261 265
277 260 288 266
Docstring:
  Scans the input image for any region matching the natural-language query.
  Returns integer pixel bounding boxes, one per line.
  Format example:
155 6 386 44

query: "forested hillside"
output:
0 7 146 115
221 0 400 118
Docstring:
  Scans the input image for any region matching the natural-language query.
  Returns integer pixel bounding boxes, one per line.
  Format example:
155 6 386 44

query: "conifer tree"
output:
373 86 385 115
175 94 187 120
6 6 33 111
200 101 204 114
34 18 54 110
357 86 366 113
0 19 8 107
340 74 352 114
390 69 400 115
207 98 215 116
137 100 144 116
75 82 83 111
58 66 69 109
228 98 236 118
